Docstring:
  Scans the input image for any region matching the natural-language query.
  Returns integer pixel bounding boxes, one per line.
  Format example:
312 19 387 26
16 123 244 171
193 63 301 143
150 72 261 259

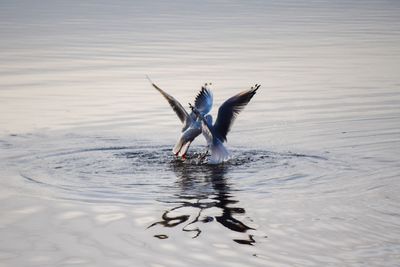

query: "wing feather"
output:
194 84 213 115
149 79 192 130
213 84 260 142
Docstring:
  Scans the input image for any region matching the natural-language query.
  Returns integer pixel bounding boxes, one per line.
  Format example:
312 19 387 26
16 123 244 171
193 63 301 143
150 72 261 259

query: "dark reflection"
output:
148 160 256 245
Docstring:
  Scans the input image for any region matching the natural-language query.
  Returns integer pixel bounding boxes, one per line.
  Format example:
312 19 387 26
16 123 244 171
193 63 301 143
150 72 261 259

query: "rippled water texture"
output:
1 0 400 266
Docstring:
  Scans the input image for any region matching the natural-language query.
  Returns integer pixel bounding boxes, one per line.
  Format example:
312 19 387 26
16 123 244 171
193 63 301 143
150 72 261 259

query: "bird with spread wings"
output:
190 84 260 164
147 76 213 159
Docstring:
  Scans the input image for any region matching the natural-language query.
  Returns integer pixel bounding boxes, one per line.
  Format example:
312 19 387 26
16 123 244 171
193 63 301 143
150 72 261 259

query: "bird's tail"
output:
208 140 230 164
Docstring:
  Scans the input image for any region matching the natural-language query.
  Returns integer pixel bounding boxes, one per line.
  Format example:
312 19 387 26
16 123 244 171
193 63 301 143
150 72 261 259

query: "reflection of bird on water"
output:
147 75 213 160
148 162 256 245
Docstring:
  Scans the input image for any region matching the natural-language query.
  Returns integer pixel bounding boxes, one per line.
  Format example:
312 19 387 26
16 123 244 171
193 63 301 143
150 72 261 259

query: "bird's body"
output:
201 115 230 164
172 119 202 158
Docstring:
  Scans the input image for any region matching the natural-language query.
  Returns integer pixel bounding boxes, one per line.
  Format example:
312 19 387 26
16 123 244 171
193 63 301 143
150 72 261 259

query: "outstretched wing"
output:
194 84 213 115
148 76 192 130
213 84 260 142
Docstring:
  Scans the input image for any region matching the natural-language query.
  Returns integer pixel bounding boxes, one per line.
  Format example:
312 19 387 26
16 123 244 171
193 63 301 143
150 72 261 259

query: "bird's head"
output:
204 114 213 125
189 102 201 117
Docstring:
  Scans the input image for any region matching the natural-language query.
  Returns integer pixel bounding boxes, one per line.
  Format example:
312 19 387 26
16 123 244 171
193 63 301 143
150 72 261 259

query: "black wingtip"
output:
146 74 160 90
251 84 261 92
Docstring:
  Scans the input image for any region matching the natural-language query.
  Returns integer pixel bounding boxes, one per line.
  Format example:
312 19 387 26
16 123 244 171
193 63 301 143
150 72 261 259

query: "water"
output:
1 0 399 266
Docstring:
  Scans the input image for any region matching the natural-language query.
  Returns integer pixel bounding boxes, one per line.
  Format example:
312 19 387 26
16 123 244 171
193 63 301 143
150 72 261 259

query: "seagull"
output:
147 76 213 159
190 84 260 164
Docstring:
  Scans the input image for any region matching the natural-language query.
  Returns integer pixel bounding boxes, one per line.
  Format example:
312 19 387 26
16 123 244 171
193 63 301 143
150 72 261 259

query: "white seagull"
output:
190 84 260 164
148 76 213 159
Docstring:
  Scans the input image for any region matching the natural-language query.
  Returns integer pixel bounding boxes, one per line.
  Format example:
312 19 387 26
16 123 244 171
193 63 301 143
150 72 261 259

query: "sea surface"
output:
1 0 399 266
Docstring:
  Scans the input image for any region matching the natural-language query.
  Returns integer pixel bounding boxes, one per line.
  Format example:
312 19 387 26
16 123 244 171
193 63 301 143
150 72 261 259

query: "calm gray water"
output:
1 0 400 266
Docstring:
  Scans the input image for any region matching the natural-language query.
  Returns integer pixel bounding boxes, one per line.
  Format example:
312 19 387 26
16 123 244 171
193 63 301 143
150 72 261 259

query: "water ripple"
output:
7 134 330 205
